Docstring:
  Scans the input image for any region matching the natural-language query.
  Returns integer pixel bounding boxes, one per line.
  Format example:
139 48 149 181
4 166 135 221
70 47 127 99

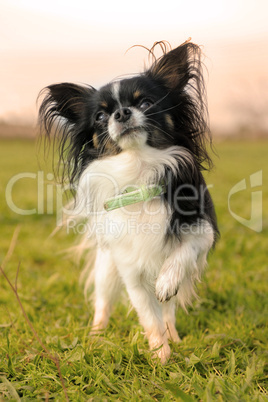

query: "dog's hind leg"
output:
91 247 122 332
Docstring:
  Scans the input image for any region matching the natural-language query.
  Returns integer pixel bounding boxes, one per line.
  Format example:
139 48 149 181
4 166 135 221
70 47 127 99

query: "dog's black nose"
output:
114 107 132 123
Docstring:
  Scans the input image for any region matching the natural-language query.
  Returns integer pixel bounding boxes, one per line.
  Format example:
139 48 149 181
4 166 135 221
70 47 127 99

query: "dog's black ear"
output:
146 41 202 91
146 41 212 170
39 83 96 128
38 83 97 185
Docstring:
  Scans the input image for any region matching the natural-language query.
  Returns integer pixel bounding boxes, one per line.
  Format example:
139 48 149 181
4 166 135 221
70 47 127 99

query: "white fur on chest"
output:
75 145 186 267
77 144 188 212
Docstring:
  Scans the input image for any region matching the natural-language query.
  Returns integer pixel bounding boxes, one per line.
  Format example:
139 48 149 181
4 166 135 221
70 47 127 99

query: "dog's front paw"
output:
155 282 178 303
155 275 179 302
155 256 184 303
149 334 171 364
153 342 171 364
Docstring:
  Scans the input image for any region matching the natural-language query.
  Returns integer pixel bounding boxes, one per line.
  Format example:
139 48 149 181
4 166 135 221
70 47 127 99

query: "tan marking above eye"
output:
165 114 174 129
133 90 141 100
100 101 108 108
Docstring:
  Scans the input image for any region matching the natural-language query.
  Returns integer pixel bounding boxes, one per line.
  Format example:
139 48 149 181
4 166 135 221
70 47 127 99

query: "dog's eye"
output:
139 99 153 112
95 111 108 123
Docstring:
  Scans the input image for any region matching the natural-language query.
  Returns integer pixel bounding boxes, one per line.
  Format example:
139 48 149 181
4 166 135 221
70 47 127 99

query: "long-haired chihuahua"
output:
39 40 219 363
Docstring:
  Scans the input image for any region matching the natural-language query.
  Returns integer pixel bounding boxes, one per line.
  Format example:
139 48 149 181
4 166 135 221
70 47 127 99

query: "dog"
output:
39 40 219 364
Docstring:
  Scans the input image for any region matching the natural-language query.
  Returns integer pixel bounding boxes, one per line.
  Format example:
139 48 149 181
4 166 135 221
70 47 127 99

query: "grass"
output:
0 138 267 401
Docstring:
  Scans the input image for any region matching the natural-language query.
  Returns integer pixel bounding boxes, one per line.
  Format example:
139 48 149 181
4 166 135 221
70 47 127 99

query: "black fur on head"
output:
38 40 211 186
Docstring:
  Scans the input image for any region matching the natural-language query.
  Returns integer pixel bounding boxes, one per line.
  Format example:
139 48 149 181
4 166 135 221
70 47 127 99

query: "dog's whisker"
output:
146 102 183 117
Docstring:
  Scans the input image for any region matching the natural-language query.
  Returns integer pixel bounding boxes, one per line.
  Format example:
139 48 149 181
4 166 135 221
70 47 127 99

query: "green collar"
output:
104 182 166 212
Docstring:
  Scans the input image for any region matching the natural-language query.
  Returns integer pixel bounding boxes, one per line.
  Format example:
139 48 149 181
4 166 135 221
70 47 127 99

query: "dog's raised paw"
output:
155 277 179 303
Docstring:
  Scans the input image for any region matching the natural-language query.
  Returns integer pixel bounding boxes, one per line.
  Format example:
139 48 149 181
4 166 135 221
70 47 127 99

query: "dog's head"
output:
39 41 211 184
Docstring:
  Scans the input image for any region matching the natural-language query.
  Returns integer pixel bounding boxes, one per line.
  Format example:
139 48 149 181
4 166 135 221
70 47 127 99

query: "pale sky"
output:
1 0 268 133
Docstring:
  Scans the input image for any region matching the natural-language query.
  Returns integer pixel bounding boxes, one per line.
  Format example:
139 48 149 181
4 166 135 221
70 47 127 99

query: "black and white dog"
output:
39 40 219 363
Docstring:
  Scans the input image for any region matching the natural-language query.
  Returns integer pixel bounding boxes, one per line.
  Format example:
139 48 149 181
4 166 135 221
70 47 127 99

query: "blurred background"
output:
1 0 268 138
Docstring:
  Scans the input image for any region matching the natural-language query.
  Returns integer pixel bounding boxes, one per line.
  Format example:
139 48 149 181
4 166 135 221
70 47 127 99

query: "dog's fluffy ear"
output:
146 41 202 91
39 83 96 127
38 83 97 184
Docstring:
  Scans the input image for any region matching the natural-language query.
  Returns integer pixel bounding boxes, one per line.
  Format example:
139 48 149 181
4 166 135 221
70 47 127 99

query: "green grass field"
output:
0 139 267 401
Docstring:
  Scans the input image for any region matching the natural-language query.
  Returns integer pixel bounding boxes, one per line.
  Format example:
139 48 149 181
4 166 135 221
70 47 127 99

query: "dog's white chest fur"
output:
76 145 180 269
